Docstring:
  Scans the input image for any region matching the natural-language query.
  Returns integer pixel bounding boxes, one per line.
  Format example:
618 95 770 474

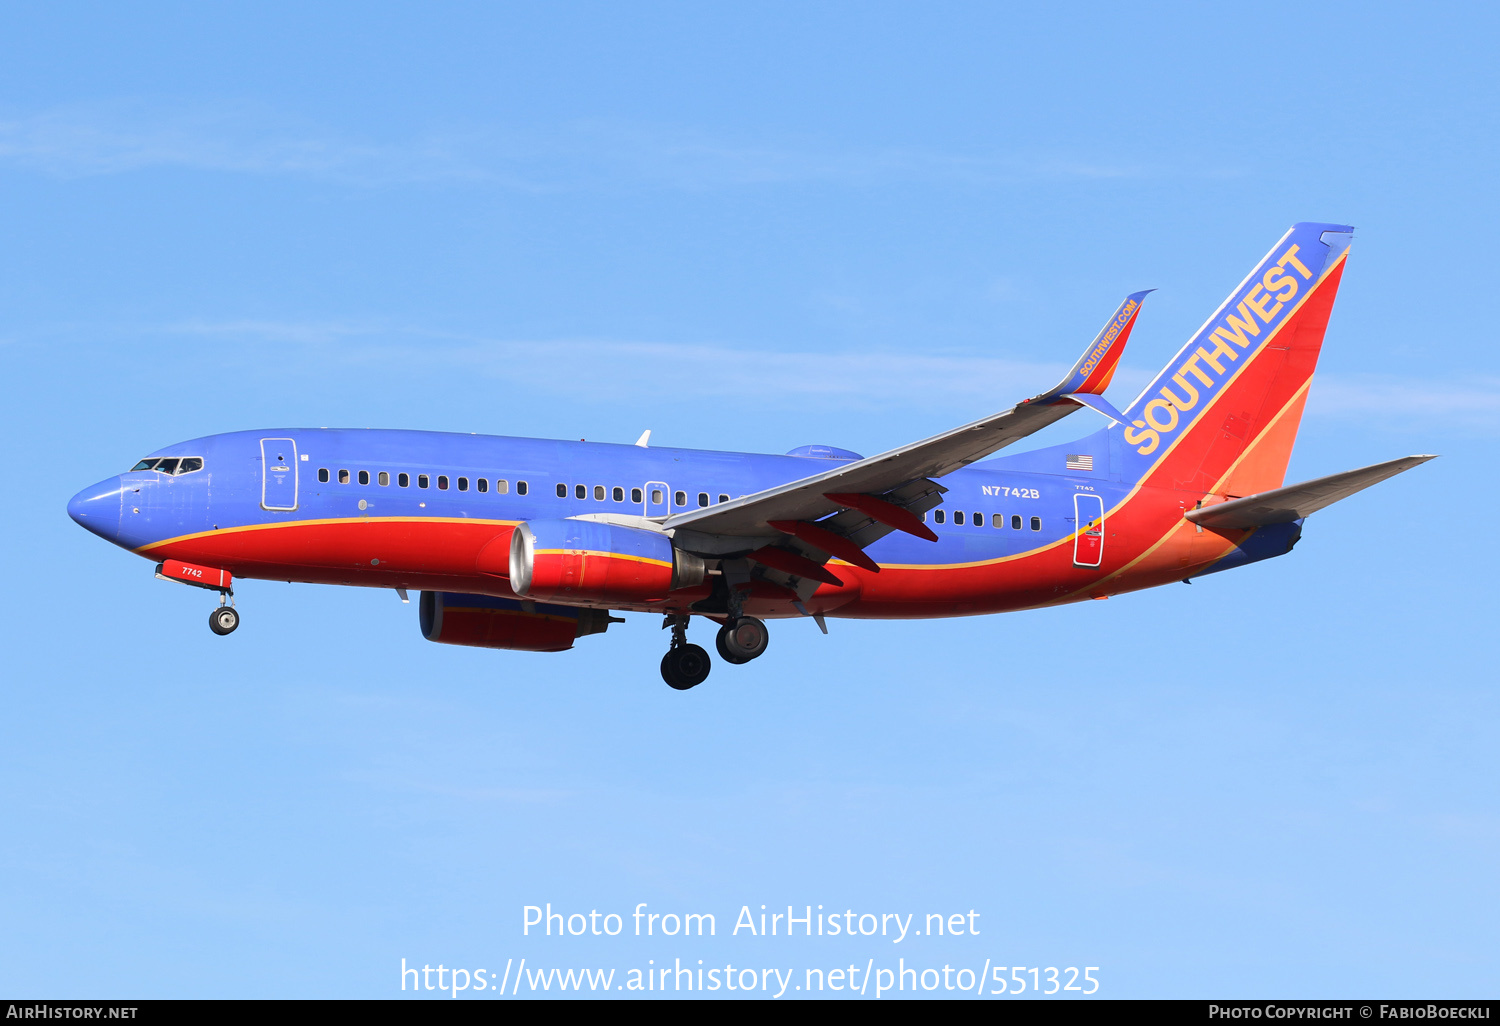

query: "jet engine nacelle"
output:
419 591 616 652
509 518 705 605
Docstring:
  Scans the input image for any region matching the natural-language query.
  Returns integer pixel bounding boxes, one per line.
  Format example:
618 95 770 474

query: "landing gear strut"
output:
660 614 711 690
716 615 769 664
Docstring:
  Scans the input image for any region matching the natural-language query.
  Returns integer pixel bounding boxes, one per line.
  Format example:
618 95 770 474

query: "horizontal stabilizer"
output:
1184 455 1436 530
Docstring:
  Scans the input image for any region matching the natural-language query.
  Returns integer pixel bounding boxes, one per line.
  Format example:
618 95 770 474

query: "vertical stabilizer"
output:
1118 222 1353 497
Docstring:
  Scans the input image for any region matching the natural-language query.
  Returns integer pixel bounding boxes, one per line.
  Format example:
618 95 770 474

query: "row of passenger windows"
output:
317 468 530 495
315 468 745 508
928 509 1042 531
553 483 732 507
313 466 1042 529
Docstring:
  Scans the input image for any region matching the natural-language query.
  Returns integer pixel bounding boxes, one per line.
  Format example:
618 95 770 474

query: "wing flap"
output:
1184 455 1436 530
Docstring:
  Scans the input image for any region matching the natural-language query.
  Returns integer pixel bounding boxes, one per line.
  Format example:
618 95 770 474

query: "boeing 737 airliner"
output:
68 223 1432 689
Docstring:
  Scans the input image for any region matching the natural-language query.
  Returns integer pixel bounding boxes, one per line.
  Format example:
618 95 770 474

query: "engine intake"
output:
509 519 705 604
419 591 616 652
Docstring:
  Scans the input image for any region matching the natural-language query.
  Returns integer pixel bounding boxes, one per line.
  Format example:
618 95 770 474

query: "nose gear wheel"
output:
209 606 240 635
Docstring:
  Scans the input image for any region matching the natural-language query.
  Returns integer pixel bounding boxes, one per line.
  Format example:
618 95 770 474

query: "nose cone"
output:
67 477 125 543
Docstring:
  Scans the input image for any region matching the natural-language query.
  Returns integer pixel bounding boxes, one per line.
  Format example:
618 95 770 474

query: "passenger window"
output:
594 485 605 501
992 513 1002 528
458 477 469 491
398 473 410 487
954 511 965 525
556 483 567 497
649 489 660 504
698 492 709 508
718 494 729 504
1030 516 1041 531
612 486 624 502
934 510 946 524
1012 515 1022 530
358 470 370 485
378 471 389 486
418 474 429 488
674 491 686 507
575 484 586 500
179 457 203 474
318 468 330 483
496 480 509 494
517 481 528 495
338 469 350 484
438 476 449 490
477 478 488 493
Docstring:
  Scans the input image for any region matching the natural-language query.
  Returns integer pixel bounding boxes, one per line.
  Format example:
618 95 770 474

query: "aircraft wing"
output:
666 291 1151 560
1184 455 1437 531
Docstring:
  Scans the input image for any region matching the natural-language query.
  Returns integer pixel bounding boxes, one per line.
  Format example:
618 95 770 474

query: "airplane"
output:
67 222 1433 690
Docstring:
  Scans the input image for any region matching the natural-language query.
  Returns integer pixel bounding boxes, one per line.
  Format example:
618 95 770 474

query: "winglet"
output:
1038 289 1153 402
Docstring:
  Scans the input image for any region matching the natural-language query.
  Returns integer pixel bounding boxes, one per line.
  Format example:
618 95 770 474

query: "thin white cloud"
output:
0 101 492 184
0 100 1219 189
1309 374 1500 430
557 121 1169 189
154 318 1496 432
46 315 1487 429
164 318 1076 408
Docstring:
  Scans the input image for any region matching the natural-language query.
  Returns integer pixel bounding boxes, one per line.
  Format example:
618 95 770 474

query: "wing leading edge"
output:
666 291 1152 555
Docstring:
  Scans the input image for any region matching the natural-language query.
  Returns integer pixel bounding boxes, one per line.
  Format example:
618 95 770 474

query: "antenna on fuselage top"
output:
635 430 651 448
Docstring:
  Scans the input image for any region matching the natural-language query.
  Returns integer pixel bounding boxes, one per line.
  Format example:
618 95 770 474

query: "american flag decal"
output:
1066 454 1094 471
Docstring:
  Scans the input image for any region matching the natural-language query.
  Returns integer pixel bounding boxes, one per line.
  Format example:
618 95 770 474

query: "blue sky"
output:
2 2 1497 999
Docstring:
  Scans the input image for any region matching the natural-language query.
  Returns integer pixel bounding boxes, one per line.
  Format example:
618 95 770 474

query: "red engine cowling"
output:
509 519 704 605
419 591 616 652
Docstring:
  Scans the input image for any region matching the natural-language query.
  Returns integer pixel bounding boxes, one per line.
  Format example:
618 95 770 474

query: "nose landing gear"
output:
661 614 710 690
155 560 240 636
208 593 240 635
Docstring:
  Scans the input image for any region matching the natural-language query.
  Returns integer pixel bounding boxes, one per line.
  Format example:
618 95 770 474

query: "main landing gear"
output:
661 614 710 690
660 612 770 690
716 615 769 664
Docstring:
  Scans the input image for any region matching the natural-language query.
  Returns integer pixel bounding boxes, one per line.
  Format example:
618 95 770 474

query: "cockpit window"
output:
129 456 204 476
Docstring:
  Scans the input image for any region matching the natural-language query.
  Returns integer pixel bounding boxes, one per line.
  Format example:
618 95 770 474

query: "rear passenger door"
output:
1072 492 1104 568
